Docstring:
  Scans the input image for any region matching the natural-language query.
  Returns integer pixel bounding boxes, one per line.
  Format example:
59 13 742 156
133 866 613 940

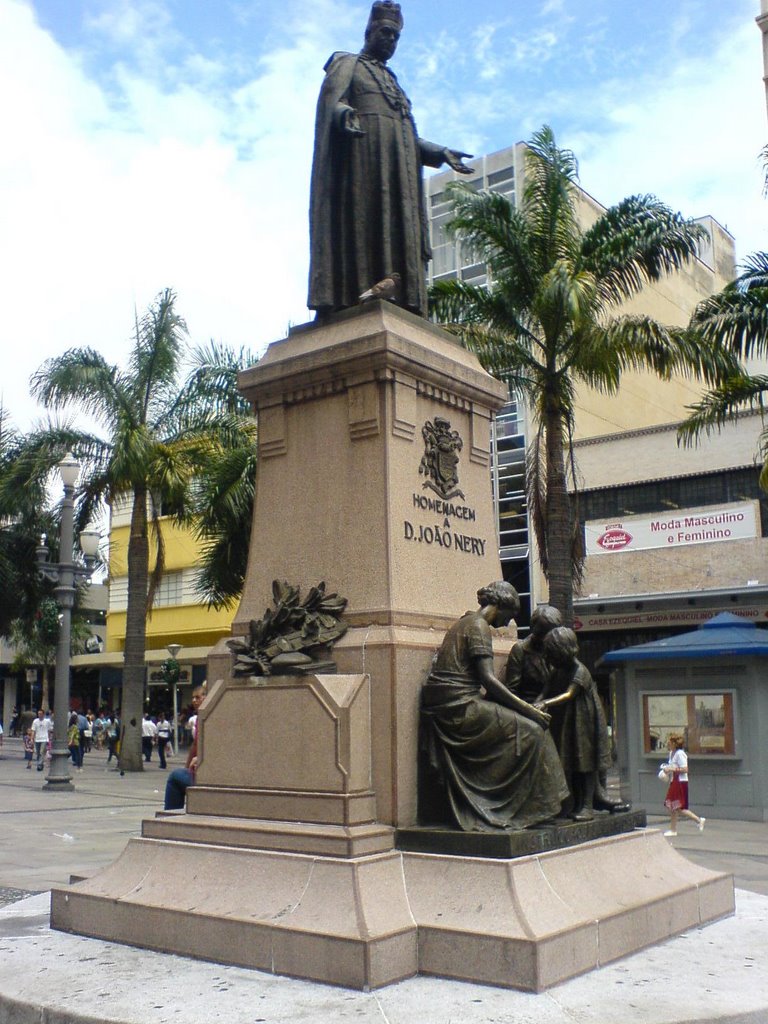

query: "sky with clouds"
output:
1 0 766 430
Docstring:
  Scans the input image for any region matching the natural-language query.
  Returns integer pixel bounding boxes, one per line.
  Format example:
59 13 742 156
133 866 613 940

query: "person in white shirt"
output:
155 711 172 769
141 714 158 762
30 710 52 771
661 734 705 837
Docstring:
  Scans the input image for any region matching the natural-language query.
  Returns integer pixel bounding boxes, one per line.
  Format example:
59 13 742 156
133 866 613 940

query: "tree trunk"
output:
544 403 575 625
120 487 150 771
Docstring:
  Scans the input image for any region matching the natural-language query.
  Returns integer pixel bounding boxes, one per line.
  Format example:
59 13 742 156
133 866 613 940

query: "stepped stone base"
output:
50 825 733 992
146 813 395 858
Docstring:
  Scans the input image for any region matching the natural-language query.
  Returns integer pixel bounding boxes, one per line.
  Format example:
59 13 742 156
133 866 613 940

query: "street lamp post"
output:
36 453 100 792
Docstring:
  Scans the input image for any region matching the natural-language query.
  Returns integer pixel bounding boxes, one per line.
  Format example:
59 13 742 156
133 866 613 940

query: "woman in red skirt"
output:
662 734 705 836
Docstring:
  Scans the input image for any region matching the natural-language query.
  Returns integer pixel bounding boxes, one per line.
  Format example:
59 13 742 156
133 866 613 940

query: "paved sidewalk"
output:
0 735 767 1023
0 736 170 894
2 736 765 898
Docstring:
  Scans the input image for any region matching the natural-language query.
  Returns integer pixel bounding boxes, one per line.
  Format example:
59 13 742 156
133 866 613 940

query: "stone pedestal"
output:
219 302 512 828
50 307 734 991
235 301 508 627
52 678 734 991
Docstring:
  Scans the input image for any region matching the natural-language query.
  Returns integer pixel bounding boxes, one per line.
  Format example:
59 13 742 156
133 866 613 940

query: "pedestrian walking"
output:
155 711 171 769
141 714 157 762
107 714 120 763
30 710 52 772
662 734 705 836
67 713 82 771
77 711 88 764
23 731 34 767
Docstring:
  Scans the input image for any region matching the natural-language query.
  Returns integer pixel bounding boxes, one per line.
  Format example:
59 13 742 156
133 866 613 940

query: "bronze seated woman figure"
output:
420 582 569 832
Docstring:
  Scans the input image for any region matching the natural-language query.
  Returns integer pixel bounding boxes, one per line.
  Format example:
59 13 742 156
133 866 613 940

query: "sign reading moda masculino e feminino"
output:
585 502 757 556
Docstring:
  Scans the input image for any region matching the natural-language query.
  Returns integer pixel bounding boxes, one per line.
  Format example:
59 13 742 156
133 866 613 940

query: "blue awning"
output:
602 612 768 662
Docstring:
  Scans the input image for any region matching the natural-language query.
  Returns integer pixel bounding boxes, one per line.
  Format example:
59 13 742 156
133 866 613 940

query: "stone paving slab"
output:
0 889 766 1024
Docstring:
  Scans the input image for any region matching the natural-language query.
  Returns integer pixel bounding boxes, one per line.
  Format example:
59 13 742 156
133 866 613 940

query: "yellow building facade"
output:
105 498 233 657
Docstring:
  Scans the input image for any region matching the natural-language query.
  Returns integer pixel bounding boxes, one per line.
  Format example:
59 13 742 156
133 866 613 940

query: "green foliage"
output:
17 289 257 770
191 420 258 608
161 657 181 685
0 408 57 638
181 342 259 609
678 250 768 487
430 125 734 621
11 597 59 673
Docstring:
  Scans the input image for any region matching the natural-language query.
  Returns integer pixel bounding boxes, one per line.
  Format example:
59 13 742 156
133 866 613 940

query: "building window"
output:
152 571 183 607
642 691 736 756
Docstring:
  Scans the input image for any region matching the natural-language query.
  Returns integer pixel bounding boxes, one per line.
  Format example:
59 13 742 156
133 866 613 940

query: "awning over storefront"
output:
602 612 768 662
574 584 768 632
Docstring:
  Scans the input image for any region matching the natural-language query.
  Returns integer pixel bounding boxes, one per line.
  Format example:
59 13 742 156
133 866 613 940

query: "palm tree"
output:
15 290 255 770
678 251 768 482
180 341 258 610
192 426 258 608
430 126 736 623
0 408 55 642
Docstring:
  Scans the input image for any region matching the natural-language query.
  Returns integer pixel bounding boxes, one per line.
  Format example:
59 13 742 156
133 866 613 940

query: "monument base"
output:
396 808 647 858
50 823 733 992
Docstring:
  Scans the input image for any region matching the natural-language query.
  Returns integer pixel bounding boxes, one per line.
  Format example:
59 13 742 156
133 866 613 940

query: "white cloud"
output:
1 0 765 435
572 17 768 262
0 0 331 429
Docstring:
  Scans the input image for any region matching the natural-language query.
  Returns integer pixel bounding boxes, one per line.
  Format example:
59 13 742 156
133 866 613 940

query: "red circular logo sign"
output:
596 529 633 551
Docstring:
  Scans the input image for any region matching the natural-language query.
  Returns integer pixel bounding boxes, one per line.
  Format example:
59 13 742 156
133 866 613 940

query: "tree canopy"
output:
678 250 768 486
430 126 736 622
12 290 257 769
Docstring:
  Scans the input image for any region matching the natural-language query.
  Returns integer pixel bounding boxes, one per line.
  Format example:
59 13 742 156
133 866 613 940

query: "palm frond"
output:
737 250 768 289
677 374 768 445
531 263 597 355
430 278 539 347
522 125 581 271
593 317 742 388
580 195 706 307
443 184 537 301
192 426 258 608
688 283 768 362
30 349 130 429
129 288 187 422
159 340 256 438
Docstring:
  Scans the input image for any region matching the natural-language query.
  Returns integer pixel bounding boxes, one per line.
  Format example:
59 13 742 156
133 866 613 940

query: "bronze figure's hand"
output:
343 109 366 136
531 707 551 729
444 149 474 174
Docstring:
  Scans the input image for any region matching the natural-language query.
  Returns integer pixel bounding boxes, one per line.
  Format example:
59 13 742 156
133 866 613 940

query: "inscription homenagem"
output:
412 493 476 521
405 418 489 558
